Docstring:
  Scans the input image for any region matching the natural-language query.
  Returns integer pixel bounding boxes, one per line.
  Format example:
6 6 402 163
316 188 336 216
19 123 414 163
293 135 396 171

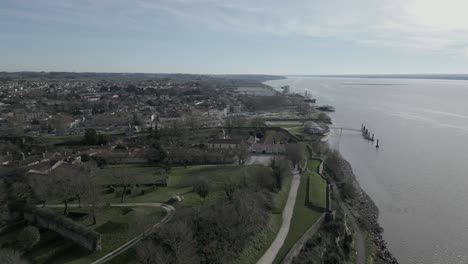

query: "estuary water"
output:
266 77 468 264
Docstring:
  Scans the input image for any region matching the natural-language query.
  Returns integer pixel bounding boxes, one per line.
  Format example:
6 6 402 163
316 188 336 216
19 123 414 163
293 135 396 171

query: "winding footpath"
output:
257 168 301 264
42 202 175 264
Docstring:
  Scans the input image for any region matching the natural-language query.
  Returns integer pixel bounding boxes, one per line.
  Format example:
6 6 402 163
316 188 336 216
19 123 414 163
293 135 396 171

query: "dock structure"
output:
361 124 376 143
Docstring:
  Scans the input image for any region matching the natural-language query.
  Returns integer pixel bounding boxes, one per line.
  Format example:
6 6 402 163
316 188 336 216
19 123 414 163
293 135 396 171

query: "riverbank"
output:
336 156 398 264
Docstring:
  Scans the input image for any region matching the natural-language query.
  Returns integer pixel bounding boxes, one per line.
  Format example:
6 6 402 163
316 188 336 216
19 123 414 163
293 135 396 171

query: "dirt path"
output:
42 202 175 264
257 169 301 264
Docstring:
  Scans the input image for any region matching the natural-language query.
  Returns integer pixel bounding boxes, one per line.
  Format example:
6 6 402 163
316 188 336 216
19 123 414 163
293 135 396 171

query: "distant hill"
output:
0 71 284 82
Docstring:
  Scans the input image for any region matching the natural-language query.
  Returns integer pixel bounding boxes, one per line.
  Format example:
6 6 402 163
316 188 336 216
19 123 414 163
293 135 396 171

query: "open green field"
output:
273 160 326 263
94 164 273 208
0 206 165 264
168 165 271 189
95 164 165 186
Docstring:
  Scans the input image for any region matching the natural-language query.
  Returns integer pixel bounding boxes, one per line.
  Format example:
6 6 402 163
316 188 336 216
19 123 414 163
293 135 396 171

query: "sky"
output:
1 0 468 75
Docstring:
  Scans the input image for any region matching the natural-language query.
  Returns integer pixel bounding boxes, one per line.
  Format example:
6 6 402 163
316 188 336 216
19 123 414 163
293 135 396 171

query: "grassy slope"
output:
273 160 326 263
168 165 271 188
308 160 327 208
95 164 164 185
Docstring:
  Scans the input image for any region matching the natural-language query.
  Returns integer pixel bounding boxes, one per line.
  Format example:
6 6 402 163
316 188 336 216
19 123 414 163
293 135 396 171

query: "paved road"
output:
42 202 175 264
257 169 301 264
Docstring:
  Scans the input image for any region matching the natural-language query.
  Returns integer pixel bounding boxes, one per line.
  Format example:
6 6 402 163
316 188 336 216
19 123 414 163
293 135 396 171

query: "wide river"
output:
266 77 468 264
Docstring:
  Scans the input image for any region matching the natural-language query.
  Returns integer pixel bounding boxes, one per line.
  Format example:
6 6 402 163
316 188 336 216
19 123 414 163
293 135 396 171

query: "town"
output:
0 72 392 264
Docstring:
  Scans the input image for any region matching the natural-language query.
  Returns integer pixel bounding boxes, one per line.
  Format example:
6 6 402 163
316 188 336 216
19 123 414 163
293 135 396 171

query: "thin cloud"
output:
139 0 468 55
3 0 468 57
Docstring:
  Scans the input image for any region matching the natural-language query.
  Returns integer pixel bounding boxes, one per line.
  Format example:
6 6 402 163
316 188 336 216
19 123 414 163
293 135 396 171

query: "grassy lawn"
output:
168 165 272 189
38 135 83 145
95 164 165 186
285 126 305 136
307 160 327 208
95 165 272 209
273 172 325 263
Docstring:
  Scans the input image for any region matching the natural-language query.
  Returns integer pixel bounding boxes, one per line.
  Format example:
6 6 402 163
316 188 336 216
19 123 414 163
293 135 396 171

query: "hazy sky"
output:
1 0 468 74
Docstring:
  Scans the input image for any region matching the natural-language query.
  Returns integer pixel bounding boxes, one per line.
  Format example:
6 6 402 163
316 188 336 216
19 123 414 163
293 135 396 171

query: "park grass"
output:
307 160 327 208
39 134 83 145
94 164 164 186
273 172 325 263
285 126 305 136
168 164 272 189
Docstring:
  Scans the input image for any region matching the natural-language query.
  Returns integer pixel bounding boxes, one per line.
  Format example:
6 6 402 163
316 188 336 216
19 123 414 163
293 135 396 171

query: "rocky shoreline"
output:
339 158 399 264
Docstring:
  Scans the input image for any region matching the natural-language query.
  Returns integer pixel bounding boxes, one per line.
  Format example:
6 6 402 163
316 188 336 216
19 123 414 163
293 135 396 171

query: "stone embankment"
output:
338 158 399 264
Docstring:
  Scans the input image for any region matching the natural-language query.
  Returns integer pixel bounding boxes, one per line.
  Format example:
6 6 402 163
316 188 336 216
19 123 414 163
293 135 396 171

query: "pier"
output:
330 125 381 148
361 124 380 148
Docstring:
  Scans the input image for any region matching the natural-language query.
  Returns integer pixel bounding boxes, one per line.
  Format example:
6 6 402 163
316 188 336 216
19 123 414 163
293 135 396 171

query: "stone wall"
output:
24 207 101 252
280 213 326 264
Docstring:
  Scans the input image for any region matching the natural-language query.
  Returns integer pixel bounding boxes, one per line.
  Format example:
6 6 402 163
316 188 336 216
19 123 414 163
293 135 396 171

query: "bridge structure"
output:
329 127 361 133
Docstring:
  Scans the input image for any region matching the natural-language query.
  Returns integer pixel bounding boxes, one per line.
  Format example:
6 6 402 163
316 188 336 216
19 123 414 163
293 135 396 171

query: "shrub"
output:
92 156 107 167
193 181 209 199
18 225 40 250
80 154 91 162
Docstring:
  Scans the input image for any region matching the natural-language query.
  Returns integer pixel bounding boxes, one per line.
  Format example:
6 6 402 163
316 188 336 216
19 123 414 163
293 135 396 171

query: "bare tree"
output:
129 210 157 238
0 180 10 225
235 142 250 165
186 114 200 131
271 158 291 190
71 167 88 208
82 161 100 225
297 102 312 116
29 175 52 207
51 170 75 215
285 143 303 169
50 114 72 135
136 239 172 264
158 221 199 264
112 167 134 203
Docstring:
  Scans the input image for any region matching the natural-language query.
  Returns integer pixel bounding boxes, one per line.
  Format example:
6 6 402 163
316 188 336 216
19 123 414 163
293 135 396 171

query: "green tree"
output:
193 181 209 199
84 128 98 145
18 226 40 251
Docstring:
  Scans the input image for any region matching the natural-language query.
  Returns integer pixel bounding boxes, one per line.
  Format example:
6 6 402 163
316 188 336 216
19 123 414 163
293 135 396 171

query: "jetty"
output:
361 124 380 148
